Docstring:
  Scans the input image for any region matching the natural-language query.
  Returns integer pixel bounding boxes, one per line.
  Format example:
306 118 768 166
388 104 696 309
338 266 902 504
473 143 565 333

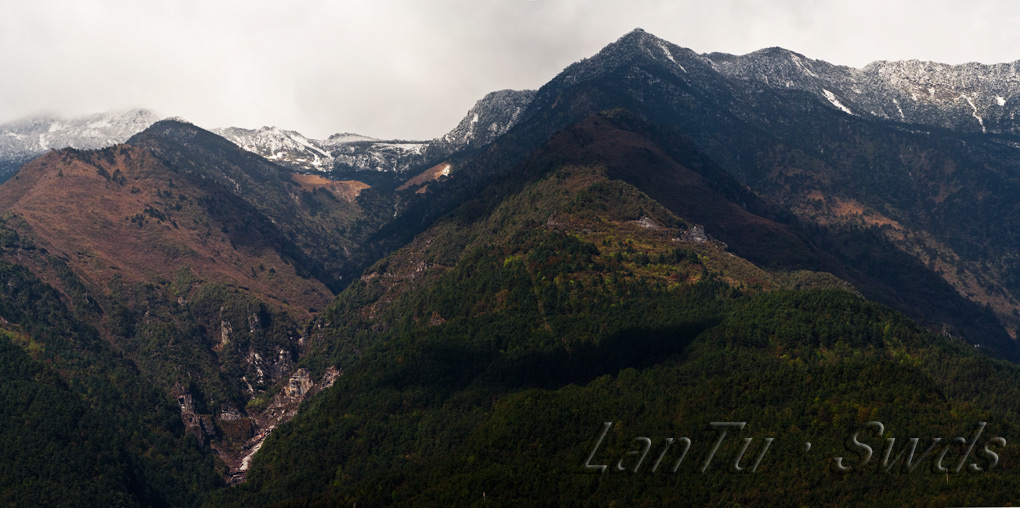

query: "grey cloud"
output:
2 0 1020 140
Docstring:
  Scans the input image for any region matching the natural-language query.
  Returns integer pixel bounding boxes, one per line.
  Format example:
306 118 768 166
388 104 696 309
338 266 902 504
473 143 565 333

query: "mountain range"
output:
0 109 163 183
5 28 1020 506
212 89 536 180
0 90 536 187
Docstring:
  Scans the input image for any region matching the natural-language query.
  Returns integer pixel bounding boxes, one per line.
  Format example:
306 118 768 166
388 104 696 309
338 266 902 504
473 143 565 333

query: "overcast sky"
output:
3 0 1020 140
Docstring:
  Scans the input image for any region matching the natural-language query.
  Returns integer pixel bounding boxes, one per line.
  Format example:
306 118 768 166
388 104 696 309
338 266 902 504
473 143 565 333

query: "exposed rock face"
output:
169 310 324 485
281 368 313 398
221 366 341 485
219 319 232 350
321 366 341 390
685 224 709 244
634 215 665 231
173 383 217 447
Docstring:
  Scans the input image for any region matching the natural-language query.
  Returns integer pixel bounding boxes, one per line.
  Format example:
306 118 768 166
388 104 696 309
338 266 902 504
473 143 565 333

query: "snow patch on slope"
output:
658 42 687 73
960 95 987 133
823 89 854 115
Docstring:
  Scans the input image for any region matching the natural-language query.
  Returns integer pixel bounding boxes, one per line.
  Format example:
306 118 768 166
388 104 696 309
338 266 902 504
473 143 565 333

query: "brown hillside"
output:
292 173 370 202
397 162 451 192
0 146 333 319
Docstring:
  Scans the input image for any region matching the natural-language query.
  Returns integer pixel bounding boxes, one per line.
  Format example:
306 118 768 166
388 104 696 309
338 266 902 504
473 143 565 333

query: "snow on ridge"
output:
0 108 163 165
374 142 427 154
212 88 533 175
321 133 381 146
703 43 1020 135
213 124 436 174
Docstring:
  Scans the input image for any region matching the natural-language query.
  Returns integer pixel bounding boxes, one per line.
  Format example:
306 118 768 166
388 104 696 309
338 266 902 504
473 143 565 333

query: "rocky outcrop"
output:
222 366 342 485
683 224 709 244
173 383 217 447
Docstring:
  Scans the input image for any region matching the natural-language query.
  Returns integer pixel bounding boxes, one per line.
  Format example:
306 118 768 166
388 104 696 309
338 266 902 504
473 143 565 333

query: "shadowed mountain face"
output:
414 29 1020 358
218 109 1020 507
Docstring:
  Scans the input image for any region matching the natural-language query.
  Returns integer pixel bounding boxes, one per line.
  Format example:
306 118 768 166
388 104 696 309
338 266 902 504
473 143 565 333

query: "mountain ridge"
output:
209 88 536 177
0 108 163 184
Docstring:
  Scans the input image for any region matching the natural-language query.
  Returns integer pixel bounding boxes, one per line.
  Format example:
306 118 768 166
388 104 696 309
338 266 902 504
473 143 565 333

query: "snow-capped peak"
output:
214 88 535 176
434 89 536 150
705 46 1020 135
0 108 163 182
212 125 335 171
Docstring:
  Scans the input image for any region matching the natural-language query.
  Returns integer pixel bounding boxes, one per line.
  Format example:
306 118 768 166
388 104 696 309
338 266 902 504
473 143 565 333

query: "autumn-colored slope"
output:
0 145 333 318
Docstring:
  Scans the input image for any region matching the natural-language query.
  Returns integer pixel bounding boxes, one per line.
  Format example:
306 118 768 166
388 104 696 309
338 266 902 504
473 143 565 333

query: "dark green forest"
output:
0 260 222 507
210 235 1020 507
210 146 1020 505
